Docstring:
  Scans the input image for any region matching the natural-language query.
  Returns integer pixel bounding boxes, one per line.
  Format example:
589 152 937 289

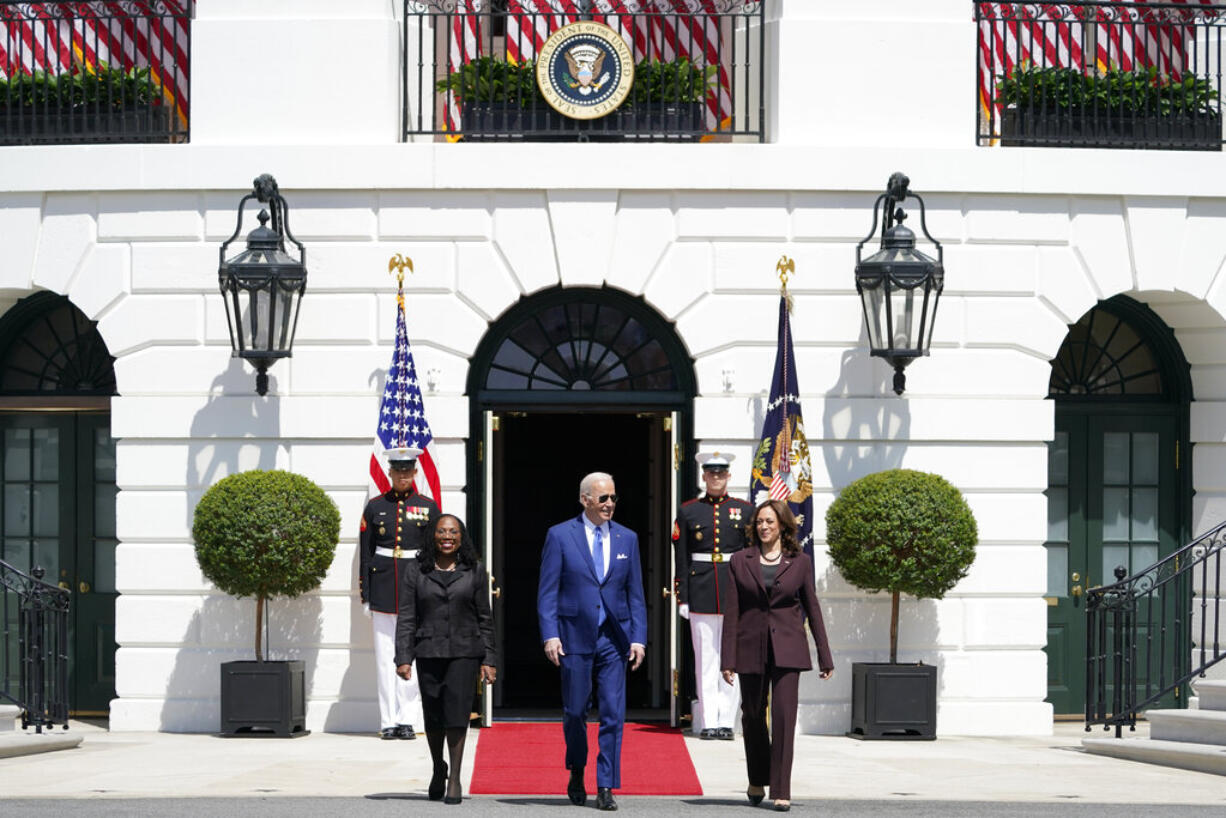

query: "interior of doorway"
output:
489 410 674 719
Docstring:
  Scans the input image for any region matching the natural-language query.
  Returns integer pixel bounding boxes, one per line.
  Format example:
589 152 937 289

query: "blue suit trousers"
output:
559 621 626 789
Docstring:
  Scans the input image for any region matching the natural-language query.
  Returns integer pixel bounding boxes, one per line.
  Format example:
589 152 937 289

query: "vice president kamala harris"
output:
721 499 834 811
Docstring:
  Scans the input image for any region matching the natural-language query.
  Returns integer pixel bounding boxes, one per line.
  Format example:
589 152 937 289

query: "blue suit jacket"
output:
537 515 648 656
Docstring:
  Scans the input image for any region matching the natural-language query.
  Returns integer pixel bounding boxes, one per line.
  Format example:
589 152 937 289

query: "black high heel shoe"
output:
747 786 765 806
444 781 463 805
428 763 448 801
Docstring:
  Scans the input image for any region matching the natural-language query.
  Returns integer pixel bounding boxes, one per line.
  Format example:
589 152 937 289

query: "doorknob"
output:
662 586 671 599
78 581 91 594
1071 584 1082 598
58 581 69 590
490 576 501 599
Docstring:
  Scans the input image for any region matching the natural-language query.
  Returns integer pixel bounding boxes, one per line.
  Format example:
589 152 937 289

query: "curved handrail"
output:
1085 518 1226 735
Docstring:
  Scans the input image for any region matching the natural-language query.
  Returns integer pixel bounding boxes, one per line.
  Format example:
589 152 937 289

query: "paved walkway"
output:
1 721 1224 806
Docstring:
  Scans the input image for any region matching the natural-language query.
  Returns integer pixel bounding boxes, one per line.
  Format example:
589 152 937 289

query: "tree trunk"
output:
889 590 900 664
255 594 265 662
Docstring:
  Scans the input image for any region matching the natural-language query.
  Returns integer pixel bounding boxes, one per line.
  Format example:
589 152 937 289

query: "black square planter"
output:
219 660 309 738
1000 107 1222 151
847 662 937 740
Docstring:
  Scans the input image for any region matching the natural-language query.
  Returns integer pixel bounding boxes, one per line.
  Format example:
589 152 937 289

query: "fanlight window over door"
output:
1049 307 1163 398
486 297 678 392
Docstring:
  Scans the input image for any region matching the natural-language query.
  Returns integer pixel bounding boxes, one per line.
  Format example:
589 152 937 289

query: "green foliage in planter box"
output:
627 57 717 104
826 469 977 663
435 55 716 108
996 63 1219 116
435 56 540 107
0 63 164 111
193 469 341 661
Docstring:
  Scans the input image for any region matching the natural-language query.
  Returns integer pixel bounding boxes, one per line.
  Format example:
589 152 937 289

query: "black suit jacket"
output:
721 549 834 673
393 559 497 668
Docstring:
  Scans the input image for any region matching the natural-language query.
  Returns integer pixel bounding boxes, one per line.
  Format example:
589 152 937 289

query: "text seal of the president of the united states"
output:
536 21 634 121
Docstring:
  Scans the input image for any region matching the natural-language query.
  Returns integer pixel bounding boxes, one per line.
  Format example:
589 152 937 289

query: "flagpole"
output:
775 255 794 467
388 254 414 450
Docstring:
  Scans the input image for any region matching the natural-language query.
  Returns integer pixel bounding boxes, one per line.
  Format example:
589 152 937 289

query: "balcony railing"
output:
403 0 764 142
975 1 1224 150
0 1 191 146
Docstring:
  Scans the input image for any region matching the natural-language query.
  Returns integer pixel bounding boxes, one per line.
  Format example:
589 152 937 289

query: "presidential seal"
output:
536 21 634 121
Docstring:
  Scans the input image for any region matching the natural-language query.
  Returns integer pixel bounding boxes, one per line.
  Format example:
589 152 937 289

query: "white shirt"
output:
583 518 610 578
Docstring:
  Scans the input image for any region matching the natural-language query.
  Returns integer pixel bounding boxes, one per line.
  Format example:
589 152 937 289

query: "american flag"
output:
0 1 191 128
976 3 1088 127
503 0 736 131
751 295 813 557
444 0 483 137
1092 0 1219 79
369 278 442 506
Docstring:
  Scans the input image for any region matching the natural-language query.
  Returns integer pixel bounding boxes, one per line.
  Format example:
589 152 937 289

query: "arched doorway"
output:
466 286 696 721
1045 295 1192 716
0 292 118 716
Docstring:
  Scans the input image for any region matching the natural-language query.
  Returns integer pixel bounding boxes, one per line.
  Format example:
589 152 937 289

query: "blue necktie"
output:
593 526 606 626
592 526 605 583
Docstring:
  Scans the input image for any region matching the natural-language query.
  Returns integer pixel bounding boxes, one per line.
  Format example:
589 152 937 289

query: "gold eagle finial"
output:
388 253 414 285
776 255 796 313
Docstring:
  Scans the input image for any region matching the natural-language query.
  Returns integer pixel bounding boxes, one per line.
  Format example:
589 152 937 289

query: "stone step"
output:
1083 737 1226 776
1147 708 1226 745
1193 680 1226 712
0 705 83 759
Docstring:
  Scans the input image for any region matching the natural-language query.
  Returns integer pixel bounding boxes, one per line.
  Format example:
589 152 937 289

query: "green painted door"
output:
0 413 116 715
1045 411 1179 715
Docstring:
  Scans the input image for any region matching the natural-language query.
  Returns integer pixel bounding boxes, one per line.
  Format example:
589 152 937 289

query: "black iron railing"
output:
403 0 764 142
975 2 1224 150
1 560 70 733
1086 519 1226 737
0 1 192 146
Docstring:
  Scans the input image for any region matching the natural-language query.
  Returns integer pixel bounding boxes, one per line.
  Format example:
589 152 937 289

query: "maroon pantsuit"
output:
721 548 833 800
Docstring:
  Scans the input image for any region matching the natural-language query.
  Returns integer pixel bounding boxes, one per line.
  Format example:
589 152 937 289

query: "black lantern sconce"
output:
854 172 944 396
218 174 307 396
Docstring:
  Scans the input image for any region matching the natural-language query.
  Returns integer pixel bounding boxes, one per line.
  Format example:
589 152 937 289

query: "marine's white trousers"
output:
690 612 740 731
372 611 421 730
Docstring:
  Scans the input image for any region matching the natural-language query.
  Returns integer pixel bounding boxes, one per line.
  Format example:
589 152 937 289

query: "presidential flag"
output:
751 295 813 556
369 277 441 505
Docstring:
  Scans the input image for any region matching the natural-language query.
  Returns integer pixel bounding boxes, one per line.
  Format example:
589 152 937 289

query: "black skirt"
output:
417 656 481 731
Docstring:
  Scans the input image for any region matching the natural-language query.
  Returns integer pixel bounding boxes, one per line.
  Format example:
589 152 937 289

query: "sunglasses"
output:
588 493 620 504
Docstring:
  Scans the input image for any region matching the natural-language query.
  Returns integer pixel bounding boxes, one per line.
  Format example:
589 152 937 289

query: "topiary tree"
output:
826 469 977 663
192 469 341 661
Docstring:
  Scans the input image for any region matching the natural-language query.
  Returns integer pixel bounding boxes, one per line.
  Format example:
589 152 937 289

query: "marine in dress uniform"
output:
672 452 753 740
359 446 440 739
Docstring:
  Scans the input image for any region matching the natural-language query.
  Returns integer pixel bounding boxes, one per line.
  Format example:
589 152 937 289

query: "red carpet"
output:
469 722 703 795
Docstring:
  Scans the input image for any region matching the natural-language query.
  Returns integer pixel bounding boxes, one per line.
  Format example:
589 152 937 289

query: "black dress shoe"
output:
396 724 416 740
698 728 714 740
379 727 397 740
428 763 448 801
596 787 617 811
567 768 586 806
718 727 735 740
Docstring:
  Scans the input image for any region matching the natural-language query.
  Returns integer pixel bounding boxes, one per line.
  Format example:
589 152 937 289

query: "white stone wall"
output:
5 181 1226 735
2 0 1226 736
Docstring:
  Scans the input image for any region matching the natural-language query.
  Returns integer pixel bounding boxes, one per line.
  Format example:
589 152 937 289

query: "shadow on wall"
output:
159 593 324 732
186 358 282 530
820 347 911 492
320 595 382 734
